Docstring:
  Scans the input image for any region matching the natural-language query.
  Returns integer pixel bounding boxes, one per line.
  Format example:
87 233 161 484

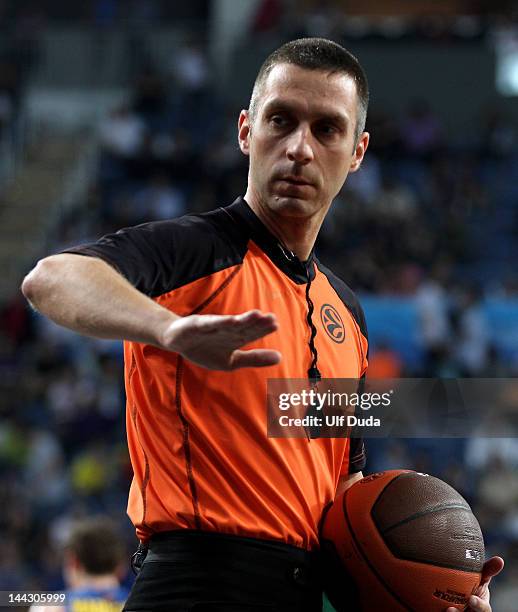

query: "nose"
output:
286 125 314 165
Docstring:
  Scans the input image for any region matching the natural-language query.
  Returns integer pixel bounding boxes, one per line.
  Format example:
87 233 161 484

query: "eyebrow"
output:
262 99 350 129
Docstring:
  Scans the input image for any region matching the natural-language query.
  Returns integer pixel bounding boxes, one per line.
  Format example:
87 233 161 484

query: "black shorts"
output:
123 530 324 612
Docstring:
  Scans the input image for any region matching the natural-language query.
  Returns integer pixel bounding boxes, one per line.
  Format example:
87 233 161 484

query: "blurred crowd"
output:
0 5 518 609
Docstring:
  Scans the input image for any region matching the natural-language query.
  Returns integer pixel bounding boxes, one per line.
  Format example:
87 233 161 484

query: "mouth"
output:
277 175 313 187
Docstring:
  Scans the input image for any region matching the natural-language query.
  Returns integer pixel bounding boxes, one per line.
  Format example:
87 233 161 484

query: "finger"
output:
236 321 280 346
215 314 278 346
197 312 277 333
445 594 490 612
234 311 278 330
234 309 266 323
474 581 489 599
467 594 490 612
229 349 282 369
481 556 504 584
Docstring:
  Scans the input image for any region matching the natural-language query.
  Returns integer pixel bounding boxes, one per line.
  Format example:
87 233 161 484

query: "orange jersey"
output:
66 198 368 550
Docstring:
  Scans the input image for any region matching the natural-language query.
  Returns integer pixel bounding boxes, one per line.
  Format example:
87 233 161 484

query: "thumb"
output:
481 556 504 584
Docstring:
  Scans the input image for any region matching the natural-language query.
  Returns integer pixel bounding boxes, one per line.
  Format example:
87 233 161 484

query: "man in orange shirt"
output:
22 38 500 612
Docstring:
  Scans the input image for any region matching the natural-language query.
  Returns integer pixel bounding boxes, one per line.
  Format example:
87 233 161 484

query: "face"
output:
239 63 369 221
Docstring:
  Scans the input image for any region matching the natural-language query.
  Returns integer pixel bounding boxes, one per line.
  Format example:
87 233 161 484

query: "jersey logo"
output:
320 303 345 344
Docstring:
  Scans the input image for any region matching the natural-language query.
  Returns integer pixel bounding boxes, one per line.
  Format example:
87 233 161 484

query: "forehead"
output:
257 63 358 122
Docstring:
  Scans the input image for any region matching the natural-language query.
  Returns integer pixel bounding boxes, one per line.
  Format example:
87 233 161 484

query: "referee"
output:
22 38 501 612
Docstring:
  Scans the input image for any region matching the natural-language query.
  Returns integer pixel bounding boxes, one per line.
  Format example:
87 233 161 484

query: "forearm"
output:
336 471 363 498
21 254 176 346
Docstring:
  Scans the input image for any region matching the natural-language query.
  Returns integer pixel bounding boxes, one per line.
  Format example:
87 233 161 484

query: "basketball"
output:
321 470 485 611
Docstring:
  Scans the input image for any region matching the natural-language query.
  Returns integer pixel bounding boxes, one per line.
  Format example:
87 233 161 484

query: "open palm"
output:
161 309 281 370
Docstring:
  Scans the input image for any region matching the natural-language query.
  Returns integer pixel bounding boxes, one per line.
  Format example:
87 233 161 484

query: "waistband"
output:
142 530 321 586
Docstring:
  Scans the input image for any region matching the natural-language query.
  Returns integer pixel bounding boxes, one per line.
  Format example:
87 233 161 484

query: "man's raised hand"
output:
160 309 281 370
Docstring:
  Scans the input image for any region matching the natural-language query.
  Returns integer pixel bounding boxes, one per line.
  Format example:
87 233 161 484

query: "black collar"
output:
224 197 316 285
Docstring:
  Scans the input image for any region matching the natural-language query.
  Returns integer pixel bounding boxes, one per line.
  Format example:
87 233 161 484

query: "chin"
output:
270 195 317 218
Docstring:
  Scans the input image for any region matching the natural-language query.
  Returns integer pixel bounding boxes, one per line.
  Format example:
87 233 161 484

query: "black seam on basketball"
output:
385 506 485 573
371 472 412 536
387 552 483 573
369 475 482 573
380 503 471 535
342 487 416 611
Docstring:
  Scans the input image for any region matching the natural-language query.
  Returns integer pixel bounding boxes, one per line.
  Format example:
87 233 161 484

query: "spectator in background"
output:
168 40 220 149
70 442 116 501
132 68 168 127
24 428 69 514
45 364 82 425
341 152 381 206
400 99 443 157
130 172 186 222
300 0 344 39
0 537 29 589
1 293 33 347
454 286 490 376
30 517 129 612
476 456 518 519
367 341 403 379
171 40 210 94
372 173 419 220
250 0 283 35
415 262 452 375
466 436 518 473
99 104 145 161
451 158 490 216
98 104 147 220
365 109 401 158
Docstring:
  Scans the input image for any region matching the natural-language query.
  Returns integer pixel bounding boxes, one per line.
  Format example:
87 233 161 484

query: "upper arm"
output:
61 215 247 298
62 221 180 297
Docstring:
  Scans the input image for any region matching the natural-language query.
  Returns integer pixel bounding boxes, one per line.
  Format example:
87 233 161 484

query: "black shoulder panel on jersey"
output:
315 260 368 342
63 207 249 298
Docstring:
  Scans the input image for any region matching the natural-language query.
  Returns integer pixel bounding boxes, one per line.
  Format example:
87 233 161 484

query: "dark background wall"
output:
231 37 513 137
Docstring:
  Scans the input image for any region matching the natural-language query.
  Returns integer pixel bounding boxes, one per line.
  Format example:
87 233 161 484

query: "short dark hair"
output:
65 517 125 576
249 38 369 144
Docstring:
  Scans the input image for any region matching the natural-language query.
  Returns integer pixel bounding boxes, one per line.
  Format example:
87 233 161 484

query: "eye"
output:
269 114 291 128
316 123 339 137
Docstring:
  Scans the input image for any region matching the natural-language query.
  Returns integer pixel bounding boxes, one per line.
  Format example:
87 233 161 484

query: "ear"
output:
238 110 251 156
63 551 79 586
115 560 126 580
349 131 370 173
65 551 80 572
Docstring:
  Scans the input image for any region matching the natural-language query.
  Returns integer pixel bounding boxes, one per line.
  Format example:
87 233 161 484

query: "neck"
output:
71 573 119 590
243 189 326 261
